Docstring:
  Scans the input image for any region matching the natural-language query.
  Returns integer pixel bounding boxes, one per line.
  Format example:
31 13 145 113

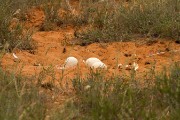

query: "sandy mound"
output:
2 26 180 81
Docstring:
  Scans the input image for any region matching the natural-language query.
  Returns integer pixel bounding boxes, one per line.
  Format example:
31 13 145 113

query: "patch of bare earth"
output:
2 29 180 79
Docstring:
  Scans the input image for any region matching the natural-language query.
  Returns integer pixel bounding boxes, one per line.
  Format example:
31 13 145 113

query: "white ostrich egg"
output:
64 57 78 68
85 57 101 67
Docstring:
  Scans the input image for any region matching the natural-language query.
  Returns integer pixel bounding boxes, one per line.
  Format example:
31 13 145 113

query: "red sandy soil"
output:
2 26 180 82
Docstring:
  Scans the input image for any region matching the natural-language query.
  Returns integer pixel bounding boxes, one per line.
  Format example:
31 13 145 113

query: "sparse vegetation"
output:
1 62 179 119
40 0 63 31
0 67 46 120
52 63 180 119
0 0 180 119
0 0 38 51
77 0 179 44
1 0 178 48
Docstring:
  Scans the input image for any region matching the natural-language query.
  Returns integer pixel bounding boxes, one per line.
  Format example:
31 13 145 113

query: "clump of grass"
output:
40 0 63 31
77 0 179 44
0 67 46 120
40 0 93 30
155 63 180 119
53 63 180 119
2 0 177 48
37 65 56 89
0 0 38 52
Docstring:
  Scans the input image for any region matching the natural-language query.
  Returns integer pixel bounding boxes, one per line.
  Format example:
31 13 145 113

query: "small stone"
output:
62 47 66 53
124 53 131 57
175 40 180 44
137 57 142 61
34 63 41 66
41 83 53 91
145 61 150 65
13 58 19 62
165 48 170 52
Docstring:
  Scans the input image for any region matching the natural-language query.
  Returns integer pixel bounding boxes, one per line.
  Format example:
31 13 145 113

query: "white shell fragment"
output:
91 61 107 69
133 62 139 71
118 63 123 69
13 53 19 59
84 85 91 90
57 56 78 70
125 65 131 70
84 57 107 69
124 62 139 71
157 51 165 55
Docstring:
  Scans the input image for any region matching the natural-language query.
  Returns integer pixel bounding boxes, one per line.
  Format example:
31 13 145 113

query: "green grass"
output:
76 0 179 44
1 0 178 48
0 62 179 120
40 0 63 31
0 0 39 51
0 67 46 120
51 63 180 120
